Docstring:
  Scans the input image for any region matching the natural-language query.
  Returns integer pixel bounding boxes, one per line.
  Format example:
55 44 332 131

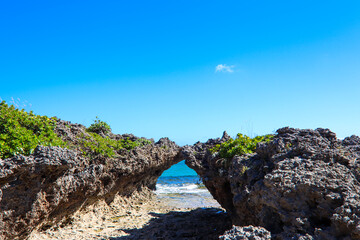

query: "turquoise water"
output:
161 160 197 177
157 160 200 193
156 160 220 208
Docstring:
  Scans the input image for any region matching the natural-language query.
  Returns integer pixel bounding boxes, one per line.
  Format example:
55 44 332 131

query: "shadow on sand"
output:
109 208 232 240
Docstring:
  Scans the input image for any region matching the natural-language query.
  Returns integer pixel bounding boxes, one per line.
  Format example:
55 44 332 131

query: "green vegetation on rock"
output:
87 116 111 135
210 133 273 160
79 131 152 159
0 101 66 159
0 102 152 160
78 117 152 159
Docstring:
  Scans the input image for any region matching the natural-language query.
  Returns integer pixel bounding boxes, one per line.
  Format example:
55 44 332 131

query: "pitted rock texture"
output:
0 123 181 239
183 128 360 239
219 225 271 240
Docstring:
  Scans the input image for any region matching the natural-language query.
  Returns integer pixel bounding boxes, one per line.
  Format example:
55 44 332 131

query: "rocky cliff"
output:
183 127 360 239
0 120 182 240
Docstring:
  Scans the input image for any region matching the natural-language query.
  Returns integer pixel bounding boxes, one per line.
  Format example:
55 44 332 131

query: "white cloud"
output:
215 64 234 73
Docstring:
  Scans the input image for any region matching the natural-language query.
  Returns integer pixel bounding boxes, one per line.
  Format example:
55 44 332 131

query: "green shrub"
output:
0 101 153 160
87 117 111 135
80 132 116 158
210 133 273 160
135 138 152 147
79 132 152 159
0 101 66 159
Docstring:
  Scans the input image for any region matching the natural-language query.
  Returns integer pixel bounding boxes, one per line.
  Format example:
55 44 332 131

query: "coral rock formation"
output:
0 121 181 239
183 127 360 239
219 225 271 240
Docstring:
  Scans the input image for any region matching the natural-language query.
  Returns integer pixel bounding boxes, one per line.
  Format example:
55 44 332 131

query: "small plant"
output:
240 166 249 175
0 101 66 159
87 117 111 135
210 133 273 161
161 145 169 150
132 138 152 148
80 132 117 158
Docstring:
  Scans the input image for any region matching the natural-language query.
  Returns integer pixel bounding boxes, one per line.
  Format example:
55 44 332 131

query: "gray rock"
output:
0 122 182 239
183 127 360 239
219 225 271 240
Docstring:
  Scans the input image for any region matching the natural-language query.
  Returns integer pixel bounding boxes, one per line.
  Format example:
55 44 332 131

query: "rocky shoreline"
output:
1 118 360 239
183 127 360 239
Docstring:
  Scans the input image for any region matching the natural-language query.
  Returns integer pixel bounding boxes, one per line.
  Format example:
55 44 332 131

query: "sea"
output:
155 160 220 208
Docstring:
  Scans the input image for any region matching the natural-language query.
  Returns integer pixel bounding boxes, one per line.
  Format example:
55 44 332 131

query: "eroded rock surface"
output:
0 121 182 240
183 128 360 239
219 225 271 240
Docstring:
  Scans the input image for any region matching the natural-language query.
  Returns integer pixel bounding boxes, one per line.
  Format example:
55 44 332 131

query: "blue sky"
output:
1 1 360 145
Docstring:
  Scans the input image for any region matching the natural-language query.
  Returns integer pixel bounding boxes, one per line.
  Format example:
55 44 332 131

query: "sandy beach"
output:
29 189 231 240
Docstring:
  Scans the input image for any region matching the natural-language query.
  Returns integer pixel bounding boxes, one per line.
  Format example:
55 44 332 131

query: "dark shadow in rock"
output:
110 208 232 240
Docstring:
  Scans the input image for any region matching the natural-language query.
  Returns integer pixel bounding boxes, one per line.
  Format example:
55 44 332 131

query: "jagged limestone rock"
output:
219 225 271 240
0 120 182 239
183 128 360 239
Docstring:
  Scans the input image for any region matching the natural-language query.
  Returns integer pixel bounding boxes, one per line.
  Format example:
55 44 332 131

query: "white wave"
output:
155 183 208 194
